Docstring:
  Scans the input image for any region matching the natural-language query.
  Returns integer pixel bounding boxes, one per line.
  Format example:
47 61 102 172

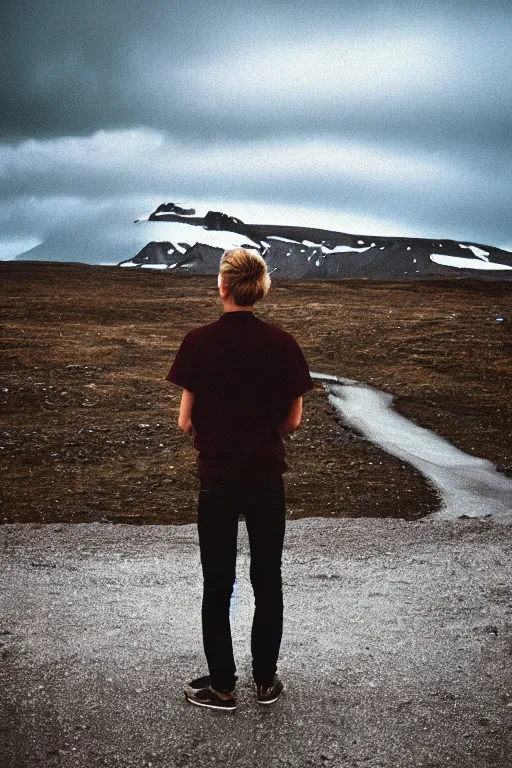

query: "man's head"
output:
218 248 271 307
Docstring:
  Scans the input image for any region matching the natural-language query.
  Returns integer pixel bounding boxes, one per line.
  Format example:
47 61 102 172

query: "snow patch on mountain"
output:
123 263 168 269
430 254 512 271
302 240 372 254
458 243 490 261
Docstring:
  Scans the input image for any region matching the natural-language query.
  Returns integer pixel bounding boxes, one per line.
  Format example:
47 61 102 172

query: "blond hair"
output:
219 248 271 306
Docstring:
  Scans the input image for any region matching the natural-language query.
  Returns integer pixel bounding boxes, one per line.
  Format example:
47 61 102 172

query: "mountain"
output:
118 203 512 279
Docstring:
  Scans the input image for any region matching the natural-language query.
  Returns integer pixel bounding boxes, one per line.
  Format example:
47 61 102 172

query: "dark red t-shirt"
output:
166 310 314 490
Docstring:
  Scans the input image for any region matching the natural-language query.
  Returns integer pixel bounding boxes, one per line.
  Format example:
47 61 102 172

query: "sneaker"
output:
185 676 237 711
256 674 284 705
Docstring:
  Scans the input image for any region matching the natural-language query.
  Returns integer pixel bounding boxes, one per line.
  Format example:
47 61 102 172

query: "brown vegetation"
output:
1 262 511 524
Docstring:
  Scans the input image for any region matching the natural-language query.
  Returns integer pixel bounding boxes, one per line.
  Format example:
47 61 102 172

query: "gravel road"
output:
1 517 512 768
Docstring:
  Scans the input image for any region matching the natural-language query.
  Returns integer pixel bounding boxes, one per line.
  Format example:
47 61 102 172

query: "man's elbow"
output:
280 417 301 434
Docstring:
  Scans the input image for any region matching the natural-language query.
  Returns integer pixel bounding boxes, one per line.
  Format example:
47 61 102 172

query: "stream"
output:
311 372 512 522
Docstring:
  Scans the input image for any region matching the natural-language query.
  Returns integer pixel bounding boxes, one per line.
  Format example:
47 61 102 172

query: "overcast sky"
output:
1 0 511 262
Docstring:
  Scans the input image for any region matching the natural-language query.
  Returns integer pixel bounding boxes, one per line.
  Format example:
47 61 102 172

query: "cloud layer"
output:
1 0 511 258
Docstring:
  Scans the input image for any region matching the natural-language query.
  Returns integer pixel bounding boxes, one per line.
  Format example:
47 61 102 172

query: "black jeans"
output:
197 477 286 693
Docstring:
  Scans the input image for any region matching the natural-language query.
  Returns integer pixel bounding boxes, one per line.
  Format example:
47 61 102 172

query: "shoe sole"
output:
257 687 284 705
257 695 280 705
184 692 237 711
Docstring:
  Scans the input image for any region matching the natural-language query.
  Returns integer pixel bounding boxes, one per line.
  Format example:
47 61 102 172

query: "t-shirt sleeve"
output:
282 336 314 400
165 332 198 392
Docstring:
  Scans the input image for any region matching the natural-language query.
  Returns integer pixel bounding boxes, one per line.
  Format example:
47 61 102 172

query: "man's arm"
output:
179 389 302 436
278 396 303 435
178 388 195 434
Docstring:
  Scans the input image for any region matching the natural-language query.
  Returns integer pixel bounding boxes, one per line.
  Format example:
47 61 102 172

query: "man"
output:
167 248 313 711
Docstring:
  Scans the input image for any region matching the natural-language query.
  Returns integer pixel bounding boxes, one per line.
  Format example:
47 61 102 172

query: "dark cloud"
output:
3 0 511 147
1 0 511 252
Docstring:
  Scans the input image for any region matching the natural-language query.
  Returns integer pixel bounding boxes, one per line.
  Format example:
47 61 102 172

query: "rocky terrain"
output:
2 516 512 768
1 261 511 525
2 261 512 768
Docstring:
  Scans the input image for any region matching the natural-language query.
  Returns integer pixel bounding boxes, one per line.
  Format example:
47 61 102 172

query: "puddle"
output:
311 373 512 522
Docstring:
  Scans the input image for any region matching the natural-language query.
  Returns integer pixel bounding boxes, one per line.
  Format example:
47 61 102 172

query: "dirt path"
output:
316 375 512 521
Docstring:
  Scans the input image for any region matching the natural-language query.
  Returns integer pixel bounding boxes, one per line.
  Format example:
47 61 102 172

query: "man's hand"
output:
278 396 303 435
178 388 196 435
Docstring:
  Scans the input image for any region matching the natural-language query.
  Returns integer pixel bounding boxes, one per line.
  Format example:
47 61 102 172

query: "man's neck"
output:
221 300 254 313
